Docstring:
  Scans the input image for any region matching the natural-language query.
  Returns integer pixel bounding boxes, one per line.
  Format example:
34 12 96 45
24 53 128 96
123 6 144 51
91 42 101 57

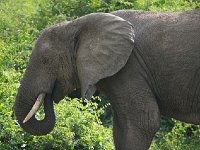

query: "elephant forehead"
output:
35 39 58 54
40 41 51 50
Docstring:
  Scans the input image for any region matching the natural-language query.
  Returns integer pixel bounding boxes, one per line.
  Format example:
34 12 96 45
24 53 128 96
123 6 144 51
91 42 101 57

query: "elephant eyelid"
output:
41 56 49 65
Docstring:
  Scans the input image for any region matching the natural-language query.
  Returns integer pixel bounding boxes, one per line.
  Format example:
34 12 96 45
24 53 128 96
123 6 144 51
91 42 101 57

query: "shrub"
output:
0 98 113 150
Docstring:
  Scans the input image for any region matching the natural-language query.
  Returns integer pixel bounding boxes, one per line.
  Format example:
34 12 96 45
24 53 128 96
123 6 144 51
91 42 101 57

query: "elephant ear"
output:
75 13 135 99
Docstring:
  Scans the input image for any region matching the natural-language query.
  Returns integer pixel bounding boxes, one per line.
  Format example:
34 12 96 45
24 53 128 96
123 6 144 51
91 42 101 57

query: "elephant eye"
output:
41 57 49 65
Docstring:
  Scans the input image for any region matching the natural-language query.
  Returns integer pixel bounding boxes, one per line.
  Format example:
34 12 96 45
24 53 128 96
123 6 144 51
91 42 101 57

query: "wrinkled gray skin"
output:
14 9 200 150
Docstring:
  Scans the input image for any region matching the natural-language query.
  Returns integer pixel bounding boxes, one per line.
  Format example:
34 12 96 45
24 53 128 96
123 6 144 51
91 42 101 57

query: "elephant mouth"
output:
51 80 66 104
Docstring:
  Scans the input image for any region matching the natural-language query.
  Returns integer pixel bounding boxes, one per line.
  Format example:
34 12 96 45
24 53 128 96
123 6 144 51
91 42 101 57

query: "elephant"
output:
14 8 200 150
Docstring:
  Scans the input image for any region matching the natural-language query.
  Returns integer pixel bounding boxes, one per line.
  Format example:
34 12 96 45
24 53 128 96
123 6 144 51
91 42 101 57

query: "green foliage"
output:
133 0 199 11
0 0 200 149
0 98 113 149
151 119 200 150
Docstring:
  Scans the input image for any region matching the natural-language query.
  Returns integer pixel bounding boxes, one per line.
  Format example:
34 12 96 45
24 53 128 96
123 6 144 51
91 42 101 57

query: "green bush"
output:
150 119 200 150
0 98 113 149
1 0 200 149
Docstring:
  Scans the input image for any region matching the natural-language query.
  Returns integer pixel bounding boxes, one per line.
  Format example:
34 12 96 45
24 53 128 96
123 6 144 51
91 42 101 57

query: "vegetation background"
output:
0 0 200 149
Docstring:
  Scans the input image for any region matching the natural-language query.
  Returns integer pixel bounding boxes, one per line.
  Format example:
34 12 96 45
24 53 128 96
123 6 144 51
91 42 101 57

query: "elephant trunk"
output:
14 89 55 136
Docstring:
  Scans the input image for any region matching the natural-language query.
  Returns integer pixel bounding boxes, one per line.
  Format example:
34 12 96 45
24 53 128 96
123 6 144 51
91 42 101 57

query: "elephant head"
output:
14 13 134 135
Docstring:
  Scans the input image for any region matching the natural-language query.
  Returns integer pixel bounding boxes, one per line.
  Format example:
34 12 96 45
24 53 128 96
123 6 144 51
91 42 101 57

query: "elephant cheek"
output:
52 81 65 103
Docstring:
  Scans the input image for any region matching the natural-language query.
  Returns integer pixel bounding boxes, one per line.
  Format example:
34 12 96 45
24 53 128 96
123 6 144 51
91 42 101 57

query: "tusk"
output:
23 93 46 123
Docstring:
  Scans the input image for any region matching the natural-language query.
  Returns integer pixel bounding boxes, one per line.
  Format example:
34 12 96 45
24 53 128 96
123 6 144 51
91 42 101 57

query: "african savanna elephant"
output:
14 9 200 150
